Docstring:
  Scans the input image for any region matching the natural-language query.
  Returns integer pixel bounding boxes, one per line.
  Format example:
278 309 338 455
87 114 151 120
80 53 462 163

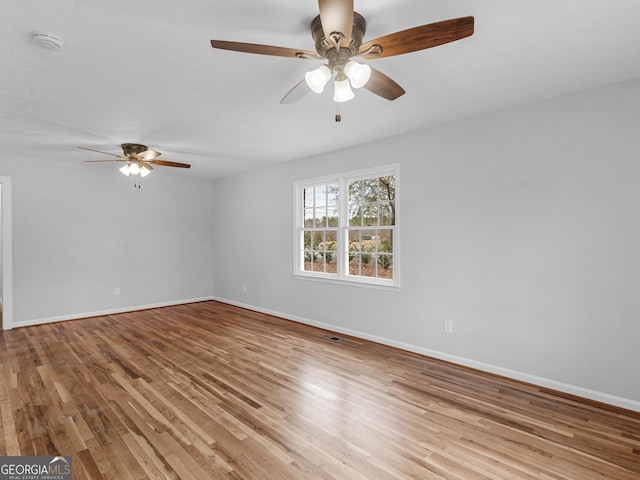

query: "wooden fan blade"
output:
77 147 124 159
83 159 127 163
280 79 312 104
364 68 406 100
148 160 191 169
136 149 162 160
318 0 353 48
363 67 405 101
211 40 318 59
359 16 474 59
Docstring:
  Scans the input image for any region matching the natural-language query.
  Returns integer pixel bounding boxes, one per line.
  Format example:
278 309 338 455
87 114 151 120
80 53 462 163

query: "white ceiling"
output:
2 1 640 180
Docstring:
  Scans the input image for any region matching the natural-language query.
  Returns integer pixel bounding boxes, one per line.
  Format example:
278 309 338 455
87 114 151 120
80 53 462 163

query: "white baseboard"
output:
9 296 215 329
212 296 640 413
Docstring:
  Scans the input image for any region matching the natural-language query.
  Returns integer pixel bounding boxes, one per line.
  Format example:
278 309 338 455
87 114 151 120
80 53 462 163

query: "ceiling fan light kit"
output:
210 0 474 117
305 60 370 101
120 162 150 177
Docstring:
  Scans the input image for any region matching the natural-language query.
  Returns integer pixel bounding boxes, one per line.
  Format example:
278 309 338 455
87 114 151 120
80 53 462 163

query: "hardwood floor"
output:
1 301 639 479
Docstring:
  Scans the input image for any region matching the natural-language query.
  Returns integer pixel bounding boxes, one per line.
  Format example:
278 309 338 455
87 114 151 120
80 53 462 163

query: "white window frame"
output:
293 164 400 290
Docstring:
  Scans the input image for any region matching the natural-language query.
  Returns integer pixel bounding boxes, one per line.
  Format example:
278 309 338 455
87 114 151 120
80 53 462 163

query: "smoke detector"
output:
31 32 64 51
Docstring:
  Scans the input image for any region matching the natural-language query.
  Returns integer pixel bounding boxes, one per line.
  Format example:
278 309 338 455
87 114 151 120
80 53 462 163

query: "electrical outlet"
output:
114 287 120 296
444 320 453 334
242 284 247 292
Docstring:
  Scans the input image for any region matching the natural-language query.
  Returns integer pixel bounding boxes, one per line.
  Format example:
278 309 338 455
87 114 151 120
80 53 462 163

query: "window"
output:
294 165 399 288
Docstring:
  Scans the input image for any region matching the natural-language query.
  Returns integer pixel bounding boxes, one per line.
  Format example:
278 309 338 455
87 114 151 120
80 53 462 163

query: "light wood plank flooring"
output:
1 301 639 479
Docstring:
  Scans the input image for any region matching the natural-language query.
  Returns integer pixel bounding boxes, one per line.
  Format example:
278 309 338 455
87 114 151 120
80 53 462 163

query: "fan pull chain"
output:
335 102 341 122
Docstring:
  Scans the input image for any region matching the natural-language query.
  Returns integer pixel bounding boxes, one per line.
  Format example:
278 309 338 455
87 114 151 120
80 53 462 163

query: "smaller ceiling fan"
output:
79 143 191 178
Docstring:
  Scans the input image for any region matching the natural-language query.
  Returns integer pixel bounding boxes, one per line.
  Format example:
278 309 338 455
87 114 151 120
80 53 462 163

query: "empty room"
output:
1 1 639 479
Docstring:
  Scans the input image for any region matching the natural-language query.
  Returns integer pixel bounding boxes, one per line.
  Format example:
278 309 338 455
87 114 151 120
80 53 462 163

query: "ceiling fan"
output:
79 143 191 178
210 0 474 105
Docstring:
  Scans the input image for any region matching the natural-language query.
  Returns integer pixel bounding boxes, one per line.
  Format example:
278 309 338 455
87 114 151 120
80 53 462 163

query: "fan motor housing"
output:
121 143 148 157
311 12 367 57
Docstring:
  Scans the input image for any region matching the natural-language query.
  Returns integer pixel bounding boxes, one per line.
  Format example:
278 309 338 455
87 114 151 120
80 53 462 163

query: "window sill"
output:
293 272 400 292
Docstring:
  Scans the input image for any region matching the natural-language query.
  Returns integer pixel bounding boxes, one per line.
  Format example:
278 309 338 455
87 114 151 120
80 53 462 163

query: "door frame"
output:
1 176 13 330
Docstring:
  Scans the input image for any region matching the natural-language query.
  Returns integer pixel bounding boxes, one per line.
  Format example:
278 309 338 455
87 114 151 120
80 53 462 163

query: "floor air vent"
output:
321 334 343 342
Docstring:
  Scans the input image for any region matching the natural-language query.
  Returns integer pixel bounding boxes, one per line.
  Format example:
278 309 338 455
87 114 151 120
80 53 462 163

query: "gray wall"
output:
211 78 640 410
0 184 3 305
1 157 214 325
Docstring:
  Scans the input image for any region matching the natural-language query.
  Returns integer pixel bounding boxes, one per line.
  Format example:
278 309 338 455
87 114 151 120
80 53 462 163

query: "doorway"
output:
0 176 12 330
